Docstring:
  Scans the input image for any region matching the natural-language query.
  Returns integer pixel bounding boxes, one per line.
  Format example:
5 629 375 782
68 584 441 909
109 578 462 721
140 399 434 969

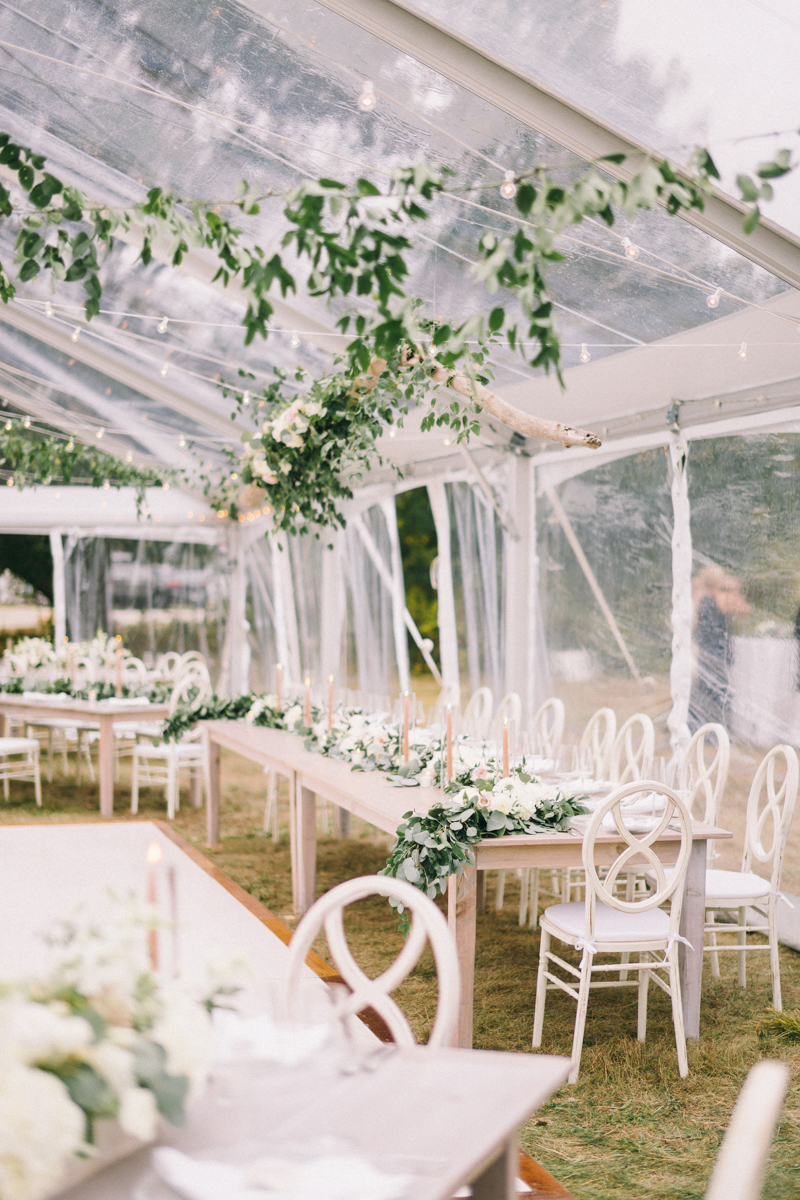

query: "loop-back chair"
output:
286 875 460 1048
462 686 493 740
579 707 617 781
609 713 655 784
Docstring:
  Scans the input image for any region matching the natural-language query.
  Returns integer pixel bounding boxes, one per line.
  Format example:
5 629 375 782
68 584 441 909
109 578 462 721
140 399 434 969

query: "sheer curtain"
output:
448 482 506 698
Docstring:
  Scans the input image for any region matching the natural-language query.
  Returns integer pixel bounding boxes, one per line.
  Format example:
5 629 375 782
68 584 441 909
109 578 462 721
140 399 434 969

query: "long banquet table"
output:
0 692 170 816
202 720 732 1048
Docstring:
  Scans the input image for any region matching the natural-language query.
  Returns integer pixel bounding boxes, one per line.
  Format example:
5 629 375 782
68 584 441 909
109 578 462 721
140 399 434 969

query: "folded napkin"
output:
152 1147 411 1200
211 1010 330 1067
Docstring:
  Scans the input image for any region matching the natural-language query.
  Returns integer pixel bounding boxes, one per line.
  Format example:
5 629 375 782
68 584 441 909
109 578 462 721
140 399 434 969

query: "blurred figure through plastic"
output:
689 565 749 732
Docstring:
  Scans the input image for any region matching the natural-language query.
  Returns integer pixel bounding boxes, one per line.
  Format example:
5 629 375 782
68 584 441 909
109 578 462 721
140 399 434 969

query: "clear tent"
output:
0 0 798 753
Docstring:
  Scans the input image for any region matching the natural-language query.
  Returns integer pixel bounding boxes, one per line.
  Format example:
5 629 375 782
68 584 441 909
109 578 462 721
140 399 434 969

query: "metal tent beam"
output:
310 0 800 289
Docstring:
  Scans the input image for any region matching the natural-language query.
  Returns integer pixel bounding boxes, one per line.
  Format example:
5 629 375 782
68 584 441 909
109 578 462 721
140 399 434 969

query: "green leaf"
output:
742 205 761 234
488 306 505 332
29 173 63 208
756 149 792 179
18 259 39 282
17 162 34 190
515 183 536 216
736 174 760 203
599 153 627 165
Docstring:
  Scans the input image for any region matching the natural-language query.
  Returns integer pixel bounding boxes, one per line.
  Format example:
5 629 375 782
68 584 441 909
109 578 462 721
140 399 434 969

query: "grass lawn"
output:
1 746 799 1200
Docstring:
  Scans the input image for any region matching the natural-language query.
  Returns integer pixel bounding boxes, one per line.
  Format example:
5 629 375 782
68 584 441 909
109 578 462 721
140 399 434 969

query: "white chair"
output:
704 744 798 1010
532 781 693 1084
0 736 42 807
155 651 182 681
681 722 730 863
530 697 565 758
286 875 460 1047
120 655 148 689
494 691 522 730
131 671 213 820
579 707 617 781
609 713 655 784
462 686 493 739
704 1060 789 1200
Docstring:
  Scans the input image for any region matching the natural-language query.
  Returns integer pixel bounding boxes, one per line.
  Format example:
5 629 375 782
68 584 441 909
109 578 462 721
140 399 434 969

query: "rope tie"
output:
575 938 597 968
666 933 694 955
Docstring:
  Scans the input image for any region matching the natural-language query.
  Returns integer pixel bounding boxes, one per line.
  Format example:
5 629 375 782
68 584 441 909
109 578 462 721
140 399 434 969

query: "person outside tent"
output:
689 565 749 732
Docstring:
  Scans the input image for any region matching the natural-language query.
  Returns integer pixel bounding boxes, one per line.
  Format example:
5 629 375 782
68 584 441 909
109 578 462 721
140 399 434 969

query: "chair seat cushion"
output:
704 870 771 903
542 900 670 944
0 737 38 753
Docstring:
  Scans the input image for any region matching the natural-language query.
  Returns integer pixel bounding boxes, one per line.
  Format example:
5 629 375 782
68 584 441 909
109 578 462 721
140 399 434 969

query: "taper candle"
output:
68 644 74 681
146 840 162 971
502 716 509 777
403 691 410 763
327 675 334 734
275 662 282 709
304 676 311 726
446 703 453 783
115 647 122 696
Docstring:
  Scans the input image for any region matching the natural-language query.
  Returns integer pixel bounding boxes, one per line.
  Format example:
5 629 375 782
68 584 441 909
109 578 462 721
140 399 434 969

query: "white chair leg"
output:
708 912 721 977
769 901 782 1011
3 764 8 801
637 962 649 1042
494 870 506 910
518 869 529 926
532 928 550 1048
568 955 593 1085
738 905 747 989
131 753 140 814
166 754 177 820
669 956 689 1078
47 729 53 784
33 750 41 808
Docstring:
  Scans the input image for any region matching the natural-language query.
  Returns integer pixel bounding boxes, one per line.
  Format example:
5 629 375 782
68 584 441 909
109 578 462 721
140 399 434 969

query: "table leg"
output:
470 1137 517 1200
448 864 477 1048
476 870 487 915
204 732 221 846
98 715 114 817
679 838 706 1040
190 765 203 808
294 784 317 915
337 806 351 838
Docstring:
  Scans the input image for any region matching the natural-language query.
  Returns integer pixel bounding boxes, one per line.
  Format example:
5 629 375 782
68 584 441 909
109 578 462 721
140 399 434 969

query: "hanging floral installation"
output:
0 130 794 530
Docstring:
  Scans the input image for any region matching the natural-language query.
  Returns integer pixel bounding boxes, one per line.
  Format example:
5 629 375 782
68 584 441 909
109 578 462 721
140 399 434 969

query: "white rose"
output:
287 433 304 449
0 1064 85 1200
1 1001 93 1066
85 1042 135 1094
118 1086 159 1142
279 461 292 475
151 992 212 1102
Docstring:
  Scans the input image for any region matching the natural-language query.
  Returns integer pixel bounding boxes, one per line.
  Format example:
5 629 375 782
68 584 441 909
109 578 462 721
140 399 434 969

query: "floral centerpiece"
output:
0 914 230 1200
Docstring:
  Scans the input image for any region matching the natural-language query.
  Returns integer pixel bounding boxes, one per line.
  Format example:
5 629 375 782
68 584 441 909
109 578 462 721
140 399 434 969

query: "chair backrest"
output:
494 692 522 729
462 686 493 739
428 683 460 729
121 656 148 687
530 697 565 759
285 875 460 1048
680 722 730 825
168 669 213 716
155 651 182 681
579 707 617 780
178 650 207 670
609 713 655 784
582 782 693 943
705 1060 789 1200
742 744 799 891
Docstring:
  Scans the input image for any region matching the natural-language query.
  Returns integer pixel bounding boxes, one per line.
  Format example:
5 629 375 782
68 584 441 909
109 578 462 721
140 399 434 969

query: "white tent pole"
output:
226 524 248 696
352 513 442 685
426 481 460 697
504 455 537 720
667 432 693 756
379 496 411 692
49 530 66 647
544 484 641 683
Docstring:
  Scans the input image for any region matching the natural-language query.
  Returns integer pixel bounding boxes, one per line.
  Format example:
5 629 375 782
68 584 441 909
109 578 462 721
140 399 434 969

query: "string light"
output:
388 428 396 437
22 418 30 428
70 327 80 342
358 80 376 110
242 390 251 405
44 301 53 317
5 478 12 486
102 479 110 489
499 170 517 200
125 454 132 461
157 316 169 333
160 363 169 376
3 422 10 431
178 437 186 447
162 482 170 490
66 440 73 449
443 437 450 446
707 288 722 308
96 428 104 439
621 237 640 260
739 342 748 359
289 331 301 348
579 343 591 363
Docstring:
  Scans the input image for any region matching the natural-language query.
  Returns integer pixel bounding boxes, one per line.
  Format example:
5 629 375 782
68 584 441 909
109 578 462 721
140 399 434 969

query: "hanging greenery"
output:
0 130 794 532
0 423 176 505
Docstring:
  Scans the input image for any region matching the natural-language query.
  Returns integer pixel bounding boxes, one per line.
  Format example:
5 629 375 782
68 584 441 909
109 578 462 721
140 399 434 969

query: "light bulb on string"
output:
4 422 11 431
358 81 376 110
739 342 748 359
242 390 251 406
66 440 74 450
160 362 169 376
96 428 104 439
157 316 169 333
23 418 30 428
178 437 186 447
44 301 53 318
70 327 80 342
126 454 132 462
579 343 591 363
289 331 301 349
621 237 639 260
500 170 517 199
706 288 722 308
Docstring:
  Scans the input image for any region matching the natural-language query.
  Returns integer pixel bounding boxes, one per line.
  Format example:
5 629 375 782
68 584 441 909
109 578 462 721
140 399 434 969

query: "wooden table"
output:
57 1047 571 1200
201 721 731 1048
0 694 169 816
